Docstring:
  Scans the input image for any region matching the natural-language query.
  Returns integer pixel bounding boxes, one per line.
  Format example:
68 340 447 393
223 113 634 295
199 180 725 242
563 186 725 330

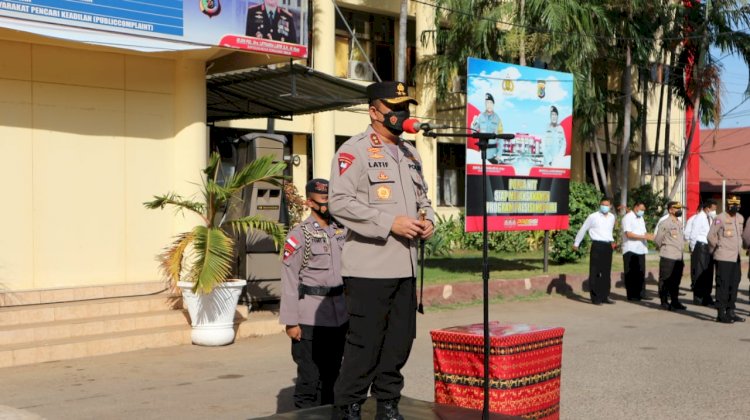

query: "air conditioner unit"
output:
348 60 374 81
451 75 466 93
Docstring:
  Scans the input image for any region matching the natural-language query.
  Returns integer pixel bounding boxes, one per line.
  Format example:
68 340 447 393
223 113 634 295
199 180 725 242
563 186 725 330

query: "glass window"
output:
437 143 466 207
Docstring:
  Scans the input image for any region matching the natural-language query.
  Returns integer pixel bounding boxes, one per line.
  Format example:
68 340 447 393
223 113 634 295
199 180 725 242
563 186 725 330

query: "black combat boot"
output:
332 402 362 420
375 399 404 420
716 308 734 324
728 309 745 323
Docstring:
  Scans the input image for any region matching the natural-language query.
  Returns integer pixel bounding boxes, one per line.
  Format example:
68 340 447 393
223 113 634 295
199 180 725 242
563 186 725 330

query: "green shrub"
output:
628 184 669 232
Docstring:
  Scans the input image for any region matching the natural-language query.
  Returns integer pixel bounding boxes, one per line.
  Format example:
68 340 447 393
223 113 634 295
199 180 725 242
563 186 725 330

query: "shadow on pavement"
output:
276 386 296 414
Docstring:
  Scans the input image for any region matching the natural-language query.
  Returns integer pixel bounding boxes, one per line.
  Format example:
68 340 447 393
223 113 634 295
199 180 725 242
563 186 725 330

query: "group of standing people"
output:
575 195 750 324
279 81 434 420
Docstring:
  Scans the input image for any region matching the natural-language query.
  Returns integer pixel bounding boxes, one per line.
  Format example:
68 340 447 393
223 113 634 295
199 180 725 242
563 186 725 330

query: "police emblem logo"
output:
370 133 382 146
537 80 546 98
396 83 406 96
389 115 399 125
502 79 514 93
377 171 389 181
338 152 355 175
376 185 392 200
200 0 221 17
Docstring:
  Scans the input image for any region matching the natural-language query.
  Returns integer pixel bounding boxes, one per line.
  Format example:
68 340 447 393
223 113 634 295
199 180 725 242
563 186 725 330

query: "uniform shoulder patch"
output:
338 152 355 175
715 219 722 225
283 235 301 261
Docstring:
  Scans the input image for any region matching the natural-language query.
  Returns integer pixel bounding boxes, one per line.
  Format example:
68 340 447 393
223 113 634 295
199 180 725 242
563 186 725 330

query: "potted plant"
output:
144 152 286 346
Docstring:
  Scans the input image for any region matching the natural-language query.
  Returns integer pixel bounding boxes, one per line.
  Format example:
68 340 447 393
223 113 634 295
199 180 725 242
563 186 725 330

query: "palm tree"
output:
143 153 287 294
666 0 750 200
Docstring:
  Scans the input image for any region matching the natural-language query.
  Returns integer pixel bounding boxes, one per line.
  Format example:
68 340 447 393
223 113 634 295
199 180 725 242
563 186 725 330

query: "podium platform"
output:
253 396 523 419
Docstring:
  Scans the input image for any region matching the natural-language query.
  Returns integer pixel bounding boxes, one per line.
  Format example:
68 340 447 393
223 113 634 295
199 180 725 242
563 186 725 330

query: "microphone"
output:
402 118 449 134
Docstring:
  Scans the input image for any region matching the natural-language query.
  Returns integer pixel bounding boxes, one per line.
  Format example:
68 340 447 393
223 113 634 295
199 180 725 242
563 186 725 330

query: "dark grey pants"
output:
589 241 613 304
658 257 684 303
333 277 417 406
715 258 741 310
691 242 714 301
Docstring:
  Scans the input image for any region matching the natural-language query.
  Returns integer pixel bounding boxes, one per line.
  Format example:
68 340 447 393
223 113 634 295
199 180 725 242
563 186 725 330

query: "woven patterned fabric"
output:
431 322 565 420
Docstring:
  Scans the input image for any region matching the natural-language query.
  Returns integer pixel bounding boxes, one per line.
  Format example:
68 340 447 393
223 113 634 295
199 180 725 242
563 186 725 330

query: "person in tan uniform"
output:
708 195 746 323
654 201 687 311
280 179 348 408
329 81 435 420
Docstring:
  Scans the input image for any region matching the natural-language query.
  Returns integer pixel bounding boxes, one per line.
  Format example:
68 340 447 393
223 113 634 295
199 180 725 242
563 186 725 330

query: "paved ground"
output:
2 280 750 419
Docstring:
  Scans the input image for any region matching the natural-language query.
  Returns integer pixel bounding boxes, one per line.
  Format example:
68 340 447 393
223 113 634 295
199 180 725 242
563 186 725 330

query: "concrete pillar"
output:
312 0 336 179
292 134 308 196
173 58 208 233
415 2 438 206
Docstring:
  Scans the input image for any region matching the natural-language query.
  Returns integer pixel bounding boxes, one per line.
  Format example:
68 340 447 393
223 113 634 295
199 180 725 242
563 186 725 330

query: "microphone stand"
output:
424 130 514 420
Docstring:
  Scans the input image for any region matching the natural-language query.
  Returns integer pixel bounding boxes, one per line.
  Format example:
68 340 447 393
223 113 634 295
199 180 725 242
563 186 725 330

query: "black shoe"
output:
703 297 716 307
627 297 641 302
728 309 746 323
333 403 362 420
660 302 671 311
603 299 615 304
640 296 654 301
670 301 687 310
592 300 602 306
693 296 702 305
376 400 404 420
716 309 734 324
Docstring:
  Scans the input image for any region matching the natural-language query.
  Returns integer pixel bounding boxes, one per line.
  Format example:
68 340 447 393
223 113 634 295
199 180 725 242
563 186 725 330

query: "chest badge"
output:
376 185 392 200
377 171 389 181
367 147 384 159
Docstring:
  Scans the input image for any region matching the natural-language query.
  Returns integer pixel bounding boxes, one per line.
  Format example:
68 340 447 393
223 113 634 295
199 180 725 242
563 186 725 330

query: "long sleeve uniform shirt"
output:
684 211 712 251
574 211 615 247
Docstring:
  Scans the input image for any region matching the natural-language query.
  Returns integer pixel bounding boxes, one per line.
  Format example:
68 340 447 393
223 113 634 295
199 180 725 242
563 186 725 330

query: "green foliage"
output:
144 152 287 294
425 214 464 257
428 212 538 254
627 184 669 232
550 181 602 263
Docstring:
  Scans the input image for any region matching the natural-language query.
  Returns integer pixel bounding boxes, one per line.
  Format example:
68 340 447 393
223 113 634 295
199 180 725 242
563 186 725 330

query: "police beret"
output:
485 93 494 103
367 81 418 105
728 195 741 205
306 178 329 195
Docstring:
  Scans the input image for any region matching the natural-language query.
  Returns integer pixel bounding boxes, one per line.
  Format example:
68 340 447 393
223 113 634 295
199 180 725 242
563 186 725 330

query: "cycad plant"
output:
144 152 287 294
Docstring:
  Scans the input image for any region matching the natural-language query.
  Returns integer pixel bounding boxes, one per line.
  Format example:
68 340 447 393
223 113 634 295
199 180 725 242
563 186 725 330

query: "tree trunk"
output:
593 136 611 197
589 139 601 192
640 71 648 185
663 52 675 198
651 53 667 190
620 43 633 210
604 111 617 197
519 0 526 66
397 0 408 82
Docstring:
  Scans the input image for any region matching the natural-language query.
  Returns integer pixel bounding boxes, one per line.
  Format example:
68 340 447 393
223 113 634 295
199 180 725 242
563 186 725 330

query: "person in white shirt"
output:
684 199 718 306
621 202 655 301
574 198 617 305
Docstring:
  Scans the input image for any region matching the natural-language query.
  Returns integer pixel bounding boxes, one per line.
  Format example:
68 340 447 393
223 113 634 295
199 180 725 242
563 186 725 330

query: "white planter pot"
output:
177 279 247 346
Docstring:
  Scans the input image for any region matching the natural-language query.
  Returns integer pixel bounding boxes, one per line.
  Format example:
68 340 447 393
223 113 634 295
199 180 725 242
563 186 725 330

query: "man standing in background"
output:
654 201 687 311
621 202 654 301
574 198 616 305
684 200 718 306
709 196 745 323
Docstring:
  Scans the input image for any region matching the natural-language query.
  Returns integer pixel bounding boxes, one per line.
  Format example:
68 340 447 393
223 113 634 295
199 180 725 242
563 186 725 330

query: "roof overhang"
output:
206 64 368 122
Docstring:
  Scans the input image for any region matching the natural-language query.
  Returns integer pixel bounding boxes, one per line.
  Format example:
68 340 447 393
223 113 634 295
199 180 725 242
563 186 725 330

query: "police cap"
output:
667 201 682 210
367 81 418 106
306 178 329 195
485 93 494 103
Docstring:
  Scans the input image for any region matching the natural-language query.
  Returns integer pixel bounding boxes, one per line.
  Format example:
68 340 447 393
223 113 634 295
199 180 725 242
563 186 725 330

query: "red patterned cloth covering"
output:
431 322 565 420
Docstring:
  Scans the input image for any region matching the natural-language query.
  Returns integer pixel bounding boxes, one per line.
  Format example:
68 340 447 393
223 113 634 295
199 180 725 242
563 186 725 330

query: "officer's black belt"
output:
298 284 344 299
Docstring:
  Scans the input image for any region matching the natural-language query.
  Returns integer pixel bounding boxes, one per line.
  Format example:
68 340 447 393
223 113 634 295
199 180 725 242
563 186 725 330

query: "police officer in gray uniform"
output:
245 0 298 43
708 195 746 323
329 81 435 420
280 179 348 408
470 93 503 163
654 201 687 311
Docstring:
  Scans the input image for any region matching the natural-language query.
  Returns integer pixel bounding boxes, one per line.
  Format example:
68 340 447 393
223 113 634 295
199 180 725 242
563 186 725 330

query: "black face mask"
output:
729 205 739 214
311 199 330 221
378 109 410 135
674 210 683 218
